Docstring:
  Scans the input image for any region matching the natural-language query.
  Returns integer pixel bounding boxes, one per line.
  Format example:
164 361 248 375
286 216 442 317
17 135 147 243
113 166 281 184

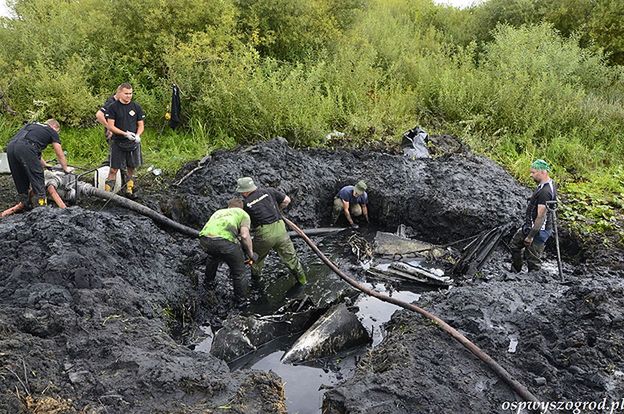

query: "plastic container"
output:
0 152 10 174
94 166 122 192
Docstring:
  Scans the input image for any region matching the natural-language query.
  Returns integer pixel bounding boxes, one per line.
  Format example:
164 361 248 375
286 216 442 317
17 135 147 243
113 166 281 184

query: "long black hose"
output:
79 183 200 237
282 216 544 407
79 183 347 239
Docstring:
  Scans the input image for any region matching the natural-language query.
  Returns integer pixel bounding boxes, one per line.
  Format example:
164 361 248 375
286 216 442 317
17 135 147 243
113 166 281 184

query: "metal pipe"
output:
282 216 544 407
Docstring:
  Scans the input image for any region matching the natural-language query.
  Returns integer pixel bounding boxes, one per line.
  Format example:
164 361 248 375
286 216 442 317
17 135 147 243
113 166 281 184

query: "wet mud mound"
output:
324 255 624 413
0 207 284 413
164 139 529 242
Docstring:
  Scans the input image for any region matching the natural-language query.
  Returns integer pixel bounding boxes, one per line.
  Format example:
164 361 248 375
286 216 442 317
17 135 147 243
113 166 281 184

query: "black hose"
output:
282 216 544 407
80 183 344 240
79 183 200 238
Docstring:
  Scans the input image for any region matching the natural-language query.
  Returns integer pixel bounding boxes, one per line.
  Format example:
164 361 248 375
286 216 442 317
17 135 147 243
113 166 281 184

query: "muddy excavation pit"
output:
1 139 623 413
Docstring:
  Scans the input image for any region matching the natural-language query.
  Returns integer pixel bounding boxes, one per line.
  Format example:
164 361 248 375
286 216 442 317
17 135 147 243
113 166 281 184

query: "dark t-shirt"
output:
243 188 286 227
524 180 556 232
10 123 61 154
106 100 145 134
337 185 368 204
106 100 145 151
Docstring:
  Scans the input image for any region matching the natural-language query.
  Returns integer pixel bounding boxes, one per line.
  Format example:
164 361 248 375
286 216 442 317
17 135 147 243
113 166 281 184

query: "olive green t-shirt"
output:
199 207 251 243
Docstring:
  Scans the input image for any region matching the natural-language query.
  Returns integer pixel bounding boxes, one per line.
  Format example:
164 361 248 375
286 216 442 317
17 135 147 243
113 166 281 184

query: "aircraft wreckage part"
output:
288 227 344 237
211 298 327 363
452 225 509 276
281 303 370 364
282 216 544 407
376 262 452 286
373 231 448 259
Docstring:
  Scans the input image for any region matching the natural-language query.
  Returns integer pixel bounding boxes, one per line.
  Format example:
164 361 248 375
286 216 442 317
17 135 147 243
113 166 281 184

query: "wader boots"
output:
126 177 135 196
104 179 115 192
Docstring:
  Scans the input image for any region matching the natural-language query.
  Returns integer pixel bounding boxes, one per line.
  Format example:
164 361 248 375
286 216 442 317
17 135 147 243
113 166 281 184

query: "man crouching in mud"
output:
331 180 370 228
1 169 76 217
510 159 557 272
199 198 256 308
236 177 308 285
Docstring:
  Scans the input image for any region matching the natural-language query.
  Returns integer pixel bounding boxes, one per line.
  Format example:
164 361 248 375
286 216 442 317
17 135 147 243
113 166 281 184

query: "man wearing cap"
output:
199 197 255 306
236 177 307 285
332 180 370 228
510 159 557 272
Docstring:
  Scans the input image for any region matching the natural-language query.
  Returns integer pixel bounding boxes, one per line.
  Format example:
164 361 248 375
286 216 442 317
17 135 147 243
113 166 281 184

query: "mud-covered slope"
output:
0 207 284 414
164 139 529 242
323 255 624 413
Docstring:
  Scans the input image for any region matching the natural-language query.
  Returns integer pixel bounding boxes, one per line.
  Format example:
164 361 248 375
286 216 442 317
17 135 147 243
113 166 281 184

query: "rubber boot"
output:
18 194 33 211
126 177 135 197
104 179 115 192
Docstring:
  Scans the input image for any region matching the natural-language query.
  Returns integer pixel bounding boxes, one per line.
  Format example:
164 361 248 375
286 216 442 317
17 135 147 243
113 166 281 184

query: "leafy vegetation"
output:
1 0 623 240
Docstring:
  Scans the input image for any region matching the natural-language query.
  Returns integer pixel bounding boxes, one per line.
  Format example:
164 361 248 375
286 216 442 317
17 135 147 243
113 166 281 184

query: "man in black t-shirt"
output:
6 119 71 209
104 83 145 196
236 177 307 285
510 159 557 272
96 91 128 185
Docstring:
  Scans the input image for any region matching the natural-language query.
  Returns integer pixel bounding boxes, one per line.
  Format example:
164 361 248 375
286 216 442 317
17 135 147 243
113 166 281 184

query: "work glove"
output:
350 223 359 229
134 134 141 143
244 252 259 266
63 166 74 174
125 131 137 140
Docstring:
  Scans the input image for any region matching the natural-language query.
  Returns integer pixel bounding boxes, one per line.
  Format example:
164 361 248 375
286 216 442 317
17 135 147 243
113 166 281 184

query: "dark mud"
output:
163 138 528 242
0 207 285 413
1 138 623 413
324 253 624 413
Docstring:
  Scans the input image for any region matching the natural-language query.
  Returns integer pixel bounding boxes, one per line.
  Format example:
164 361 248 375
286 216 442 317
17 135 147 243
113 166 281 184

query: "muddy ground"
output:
0 138 622 413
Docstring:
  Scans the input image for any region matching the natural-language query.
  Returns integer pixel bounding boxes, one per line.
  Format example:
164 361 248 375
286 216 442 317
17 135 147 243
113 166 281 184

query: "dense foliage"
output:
1 0 623 239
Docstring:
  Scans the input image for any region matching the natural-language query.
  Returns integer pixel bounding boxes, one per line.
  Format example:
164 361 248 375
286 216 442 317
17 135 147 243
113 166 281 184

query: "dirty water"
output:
193 228 434 414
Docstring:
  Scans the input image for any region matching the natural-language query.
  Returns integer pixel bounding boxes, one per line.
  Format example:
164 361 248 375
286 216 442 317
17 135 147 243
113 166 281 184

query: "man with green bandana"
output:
236 177 307 285
510 159 557 272
199 197 255 305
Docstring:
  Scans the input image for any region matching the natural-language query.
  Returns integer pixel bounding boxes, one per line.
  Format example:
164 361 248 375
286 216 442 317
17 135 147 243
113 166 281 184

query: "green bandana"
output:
531 159 550 171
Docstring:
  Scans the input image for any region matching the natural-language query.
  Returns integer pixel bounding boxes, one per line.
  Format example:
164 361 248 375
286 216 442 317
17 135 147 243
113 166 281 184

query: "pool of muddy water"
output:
194 228 436 413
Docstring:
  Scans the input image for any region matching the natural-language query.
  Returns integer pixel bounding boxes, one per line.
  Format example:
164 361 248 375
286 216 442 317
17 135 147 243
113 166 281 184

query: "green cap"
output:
530 159 550 171
354 180 367 195
236 177 257 193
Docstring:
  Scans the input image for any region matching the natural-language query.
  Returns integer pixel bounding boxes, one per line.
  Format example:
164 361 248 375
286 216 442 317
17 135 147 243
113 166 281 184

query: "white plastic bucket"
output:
94 166 122 193
0 152 10 174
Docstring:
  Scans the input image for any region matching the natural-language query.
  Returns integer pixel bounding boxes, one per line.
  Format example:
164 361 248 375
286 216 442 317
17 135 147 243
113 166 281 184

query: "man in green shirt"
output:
199 198 255 304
